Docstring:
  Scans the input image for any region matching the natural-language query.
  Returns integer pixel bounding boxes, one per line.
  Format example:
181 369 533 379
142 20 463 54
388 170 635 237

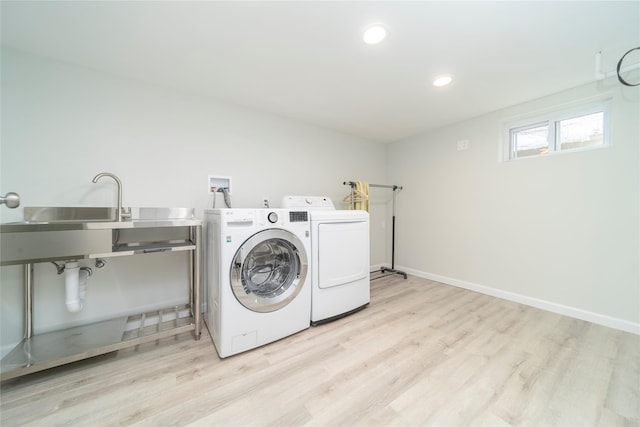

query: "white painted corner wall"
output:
387 80 640 334
0 48 389 355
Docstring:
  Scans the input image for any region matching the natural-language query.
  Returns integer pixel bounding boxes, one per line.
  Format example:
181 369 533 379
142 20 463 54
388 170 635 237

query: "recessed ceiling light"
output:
363 24 386 45
433 75 453 87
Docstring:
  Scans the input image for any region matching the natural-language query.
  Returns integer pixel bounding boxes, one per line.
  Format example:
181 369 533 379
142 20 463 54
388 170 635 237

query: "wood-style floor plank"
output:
1 275 638 426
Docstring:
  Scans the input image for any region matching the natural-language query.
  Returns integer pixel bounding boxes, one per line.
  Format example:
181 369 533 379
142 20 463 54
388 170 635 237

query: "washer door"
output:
231 229 308 313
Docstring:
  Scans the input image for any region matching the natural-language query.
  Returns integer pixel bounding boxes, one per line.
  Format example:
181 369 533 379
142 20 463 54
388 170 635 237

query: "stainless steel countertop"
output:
1 207 202 232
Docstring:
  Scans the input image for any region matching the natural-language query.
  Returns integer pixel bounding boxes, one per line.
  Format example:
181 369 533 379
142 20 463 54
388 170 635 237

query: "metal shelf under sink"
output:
0 305 196 381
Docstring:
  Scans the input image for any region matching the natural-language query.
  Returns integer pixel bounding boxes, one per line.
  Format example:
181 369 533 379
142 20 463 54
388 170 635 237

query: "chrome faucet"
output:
92 172 126 221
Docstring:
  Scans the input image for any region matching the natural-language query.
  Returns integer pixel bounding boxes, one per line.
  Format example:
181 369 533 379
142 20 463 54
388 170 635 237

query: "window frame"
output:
503 99 611 161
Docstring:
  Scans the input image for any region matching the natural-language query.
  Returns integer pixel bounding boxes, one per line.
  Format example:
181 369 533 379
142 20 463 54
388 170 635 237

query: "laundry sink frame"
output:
0 217 202 381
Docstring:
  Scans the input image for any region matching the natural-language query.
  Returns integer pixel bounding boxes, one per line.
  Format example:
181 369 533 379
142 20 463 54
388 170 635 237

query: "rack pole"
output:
343 181 403 191
391 189 396 270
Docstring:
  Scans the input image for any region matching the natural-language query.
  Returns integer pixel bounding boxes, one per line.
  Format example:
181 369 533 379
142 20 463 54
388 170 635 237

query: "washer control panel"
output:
256 209 285 226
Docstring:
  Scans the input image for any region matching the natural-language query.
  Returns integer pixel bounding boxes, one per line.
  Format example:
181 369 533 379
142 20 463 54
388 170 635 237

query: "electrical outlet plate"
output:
457 139 469 151
208 175 232 194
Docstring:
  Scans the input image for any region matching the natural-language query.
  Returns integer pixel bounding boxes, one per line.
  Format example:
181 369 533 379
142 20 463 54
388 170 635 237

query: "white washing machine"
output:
204 208 311 358
282 196 370 325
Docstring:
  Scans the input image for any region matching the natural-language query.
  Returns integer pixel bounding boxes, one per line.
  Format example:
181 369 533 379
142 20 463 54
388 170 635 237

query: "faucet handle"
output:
1 192 20 209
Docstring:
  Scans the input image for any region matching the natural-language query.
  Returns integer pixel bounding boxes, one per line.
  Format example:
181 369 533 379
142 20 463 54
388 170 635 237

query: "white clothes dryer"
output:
282 196 370 325
204 208 311 358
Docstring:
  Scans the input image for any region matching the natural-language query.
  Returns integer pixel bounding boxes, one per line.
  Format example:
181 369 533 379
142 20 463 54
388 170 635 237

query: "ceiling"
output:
1 1 638 143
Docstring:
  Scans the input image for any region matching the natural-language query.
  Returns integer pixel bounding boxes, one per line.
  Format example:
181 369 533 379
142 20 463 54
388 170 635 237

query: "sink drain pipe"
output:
64 261 92 312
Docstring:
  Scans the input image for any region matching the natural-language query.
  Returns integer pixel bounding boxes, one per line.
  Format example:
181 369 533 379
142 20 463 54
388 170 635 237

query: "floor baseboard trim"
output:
369 263 390 272
397 265 640 335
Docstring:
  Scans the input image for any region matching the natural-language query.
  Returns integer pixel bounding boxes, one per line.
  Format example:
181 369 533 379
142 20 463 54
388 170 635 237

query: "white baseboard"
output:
369 263 390 272
396 265 640 336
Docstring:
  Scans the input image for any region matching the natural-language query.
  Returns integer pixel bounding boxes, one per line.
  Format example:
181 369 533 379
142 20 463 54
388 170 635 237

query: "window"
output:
511 122 551 158
505 100 610 160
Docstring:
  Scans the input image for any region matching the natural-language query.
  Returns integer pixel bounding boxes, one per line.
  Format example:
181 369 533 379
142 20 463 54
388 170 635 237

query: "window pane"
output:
513 124 549 158
558 112 604 151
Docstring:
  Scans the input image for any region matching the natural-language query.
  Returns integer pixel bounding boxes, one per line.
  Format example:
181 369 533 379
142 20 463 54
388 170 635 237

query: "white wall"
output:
388 80 639 333
0 48 388 354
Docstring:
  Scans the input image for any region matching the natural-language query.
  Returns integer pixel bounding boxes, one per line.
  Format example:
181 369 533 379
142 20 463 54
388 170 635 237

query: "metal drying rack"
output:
343 181 407 280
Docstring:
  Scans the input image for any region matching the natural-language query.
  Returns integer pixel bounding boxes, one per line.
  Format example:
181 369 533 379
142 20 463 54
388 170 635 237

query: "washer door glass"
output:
231 229 308 313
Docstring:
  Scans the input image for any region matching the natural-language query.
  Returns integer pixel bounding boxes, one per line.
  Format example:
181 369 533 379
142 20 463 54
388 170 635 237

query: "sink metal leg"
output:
190 225 202 339
189 228 194 315
24 263 34 339
194 225 201 339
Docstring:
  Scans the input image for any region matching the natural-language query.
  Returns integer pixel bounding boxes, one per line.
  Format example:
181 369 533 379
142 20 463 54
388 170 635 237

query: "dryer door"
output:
230 229 308 313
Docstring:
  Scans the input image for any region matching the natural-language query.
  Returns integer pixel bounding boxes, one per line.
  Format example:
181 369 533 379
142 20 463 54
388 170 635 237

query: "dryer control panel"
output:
282 196 335 210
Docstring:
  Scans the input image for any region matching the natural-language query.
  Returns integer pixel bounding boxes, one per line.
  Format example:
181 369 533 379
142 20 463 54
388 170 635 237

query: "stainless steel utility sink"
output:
0 207 199 266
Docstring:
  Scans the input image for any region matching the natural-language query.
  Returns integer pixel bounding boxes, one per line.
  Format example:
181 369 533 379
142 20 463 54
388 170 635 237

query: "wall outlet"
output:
262 198 270 208
457 139 469 151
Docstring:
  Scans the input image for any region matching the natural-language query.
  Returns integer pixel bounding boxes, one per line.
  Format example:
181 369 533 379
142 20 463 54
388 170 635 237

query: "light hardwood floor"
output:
1 275 638 426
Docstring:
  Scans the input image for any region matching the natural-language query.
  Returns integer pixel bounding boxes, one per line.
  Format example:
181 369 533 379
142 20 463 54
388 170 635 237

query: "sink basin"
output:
24 207 117 223
23 207 196 223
